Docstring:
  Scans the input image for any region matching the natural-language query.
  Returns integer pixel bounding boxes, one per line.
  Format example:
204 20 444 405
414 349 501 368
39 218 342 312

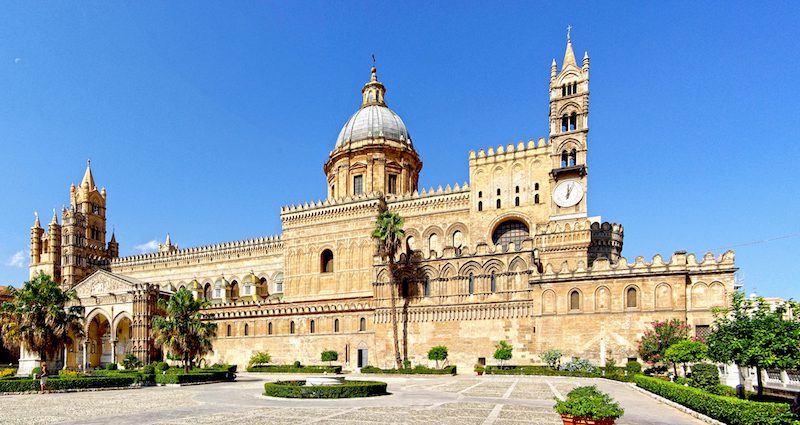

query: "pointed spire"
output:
582 51 590 69
165 233 172 246
50 208 59 225
361 58 387 108
33 212 41 228
562 37 577 70
551 58 557 80
81 159 95 189
110 230 117 243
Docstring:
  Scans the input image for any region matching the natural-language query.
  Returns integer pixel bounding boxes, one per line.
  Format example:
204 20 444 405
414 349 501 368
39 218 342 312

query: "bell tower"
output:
548 30 590 220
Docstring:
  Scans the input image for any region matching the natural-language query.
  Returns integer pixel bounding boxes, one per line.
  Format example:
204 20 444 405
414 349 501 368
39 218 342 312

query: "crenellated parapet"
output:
111 235 283 269
469 138 550 164
280 192 383 226
534 250 736 283
386 183 470 214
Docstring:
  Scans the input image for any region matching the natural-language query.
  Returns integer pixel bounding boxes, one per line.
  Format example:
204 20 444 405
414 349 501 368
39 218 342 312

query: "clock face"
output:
552 180 584 208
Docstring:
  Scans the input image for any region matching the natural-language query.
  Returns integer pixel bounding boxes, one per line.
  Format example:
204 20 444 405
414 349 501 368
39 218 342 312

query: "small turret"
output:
159 233 178 253
107 230 119 258
551 58 557 82
81 160 95 189
30 212 43 266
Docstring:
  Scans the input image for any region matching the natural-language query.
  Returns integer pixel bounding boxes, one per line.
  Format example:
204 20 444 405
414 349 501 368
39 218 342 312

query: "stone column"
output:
82 340 88 371
63 345 69 370
111 340 117 365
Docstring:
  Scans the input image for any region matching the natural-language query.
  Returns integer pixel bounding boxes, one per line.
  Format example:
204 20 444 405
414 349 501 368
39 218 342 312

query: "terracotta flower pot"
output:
560 414 616 425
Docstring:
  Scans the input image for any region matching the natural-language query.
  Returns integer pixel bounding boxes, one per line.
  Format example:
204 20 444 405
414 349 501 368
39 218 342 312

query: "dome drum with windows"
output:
325 66 422 200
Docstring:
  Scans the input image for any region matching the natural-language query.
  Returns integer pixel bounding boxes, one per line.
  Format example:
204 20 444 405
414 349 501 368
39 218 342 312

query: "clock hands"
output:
565 183 572 199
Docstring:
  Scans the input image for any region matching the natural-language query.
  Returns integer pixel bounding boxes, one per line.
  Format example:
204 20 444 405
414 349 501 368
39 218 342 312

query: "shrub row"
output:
263 380 387 398
634 375 799 425
484 365 596 377
155 370 233 385
0 376 136 393
360 365 457 375
247 365 342 374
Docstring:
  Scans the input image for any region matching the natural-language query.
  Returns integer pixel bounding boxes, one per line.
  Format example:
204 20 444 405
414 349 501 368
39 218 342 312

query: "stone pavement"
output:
0 373 705 425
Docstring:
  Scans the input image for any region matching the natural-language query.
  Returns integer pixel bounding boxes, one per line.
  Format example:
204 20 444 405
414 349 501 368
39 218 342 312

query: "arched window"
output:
290 321 295 334
310 320 315 334
428 233 439 254
492 220 530 250
561 115 568 132
534 194 540 204
561 150 568 167
359 317 366 332
321 249 334 273
496 199 501 209
334 318 340 333
562 86 566 96
478 191 482 198
496 188 501 196
274 273 284 293
569 149 577 167
226 324 232 337
490 272 497 293
268 322 273 335
534 183 539 190
244 323 249 336
626 287 638 308
230 280 239 301
468 273 475 295
515 186 519 193
569 290 581 311
478 201 483 211
569 112 577 131
573 82 577 93
452 230 463 248
203 283 212 301
423 276 430 298
515 197 519 207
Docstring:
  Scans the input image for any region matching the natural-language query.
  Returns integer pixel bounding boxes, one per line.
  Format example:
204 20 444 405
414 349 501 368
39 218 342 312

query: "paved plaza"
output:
0 374 704 425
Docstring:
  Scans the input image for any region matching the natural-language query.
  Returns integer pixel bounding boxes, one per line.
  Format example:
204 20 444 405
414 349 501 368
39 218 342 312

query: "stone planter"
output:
560 414 616 425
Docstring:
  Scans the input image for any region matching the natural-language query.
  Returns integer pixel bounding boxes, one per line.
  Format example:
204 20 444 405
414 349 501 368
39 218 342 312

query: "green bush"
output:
541 349 563 369
427 346 448 368
484 365 596 377
248 351 272 368
293 361 302 368
0 376 135 393
31 367 41 377
104 362 118 371
247 364 342 374
634 375 799 425
360 365 457 375
263 380 387 398
155 370 233 385
122 354 142 370
625 360 642 375
153 361 170 373
688 363 719 392
554 385 624 419
321 350 338 364
560 358 596 373
493 341 513 365
142 364 155 374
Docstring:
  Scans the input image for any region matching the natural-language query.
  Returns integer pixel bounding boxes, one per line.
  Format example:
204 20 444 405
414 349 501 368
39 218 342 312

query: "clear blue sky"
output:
1 2 798 298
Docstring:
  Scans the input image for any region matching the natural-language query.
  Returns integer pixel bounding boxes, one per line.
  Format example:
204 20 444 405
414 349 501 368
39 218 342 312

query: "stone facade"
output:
30 36 736 371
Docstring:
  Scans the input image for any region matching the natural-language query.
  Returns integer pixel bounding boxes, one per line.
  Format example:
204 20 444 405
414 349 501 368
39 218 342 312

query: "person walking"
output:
39 363 48 394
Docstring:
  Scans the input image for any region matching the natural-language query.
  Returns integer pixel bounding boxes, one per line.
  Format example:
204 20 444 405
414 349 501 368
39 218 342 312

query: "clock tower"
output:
548 33 590 220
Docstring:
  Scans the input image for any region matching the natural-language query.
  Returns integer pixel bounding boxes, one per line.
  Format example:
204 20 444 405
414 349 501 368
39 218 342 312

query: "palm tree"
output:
151 288 217 372
372 210 405 369
0 272 84 363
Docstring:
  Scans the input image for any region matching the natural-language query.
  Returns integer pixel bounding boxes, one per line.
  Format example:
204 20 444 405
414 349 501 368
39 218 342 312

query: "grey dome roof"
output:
335 104 412 148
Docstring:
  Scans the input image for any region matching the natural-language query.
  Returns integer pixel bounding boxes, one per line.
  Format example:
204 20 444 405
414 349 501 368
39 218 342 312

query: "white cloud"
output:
6 251 25 268
134 240 159 253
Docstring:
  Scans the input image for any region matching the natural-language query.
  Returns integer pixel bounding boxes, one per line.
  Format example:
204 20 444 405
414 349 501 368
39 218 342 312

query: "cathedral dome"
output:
333 66 412 150
335 104 411 148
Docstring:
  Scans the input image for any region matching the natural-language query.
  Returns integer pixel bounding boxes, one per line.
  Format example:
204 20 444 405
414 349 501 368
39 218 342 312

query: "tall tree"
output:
637 319 691 365
372 210 405 369
0 272 84 362
151 288 218 372
707 292 800 396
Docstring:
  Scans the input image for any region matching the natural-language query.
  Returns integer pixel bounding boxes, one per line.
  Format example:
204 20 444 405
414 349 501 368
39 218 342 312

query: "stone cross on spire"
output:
567 25 572 40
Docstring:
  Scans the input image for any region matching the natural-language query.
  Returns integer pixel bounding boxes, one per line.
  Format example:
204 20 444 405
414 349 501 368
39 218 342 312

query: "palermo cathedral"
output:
25 37 736 373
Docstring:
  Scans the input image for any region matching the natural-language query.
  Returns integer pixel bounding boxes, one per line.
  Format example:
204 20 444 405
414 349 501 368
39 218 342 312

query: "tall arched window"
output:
274 272 284 293
310 320 315 334
569 112 577 131
626 287 638 308
290 321 295 334
490 272 497 293
230 281 239 301
478 201 483 211
244 323 249 336
534 194 540 204
492 220 530 250
203 283 212 301
569 149 577 167
515 197 519 207
561 115 568 132
334 318 340 333
496 199 501 209
321 249 334 273
515 186 519 193
226 324 232 337
423 276 430 298
569 290 581 311
496 188 501 196
468 273 475 295
535 183 539 190
561 150 569 167
268 322 273 335
359 317 366 332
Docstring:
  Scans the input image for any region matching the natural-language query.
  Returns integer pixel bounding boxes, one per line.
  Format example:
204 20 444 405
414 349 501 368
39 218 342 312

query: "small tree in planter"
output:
554 385 624 425
321 350 338 367
474 364 485 376
427 346 448 369
493 341 512 367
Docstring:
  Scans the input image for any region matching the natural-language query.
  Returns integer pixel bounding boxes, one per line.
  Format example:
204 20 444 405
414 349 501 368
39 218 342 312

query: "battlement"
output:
469 138 549 162
536 250 736 282
280 192 383 226
112 235 283 267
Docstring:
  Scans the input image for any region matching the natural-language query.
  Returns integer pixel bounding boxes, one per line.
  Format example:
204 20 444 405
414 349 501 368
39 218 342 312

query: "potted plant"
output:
554 386 624 425
474 364 485 376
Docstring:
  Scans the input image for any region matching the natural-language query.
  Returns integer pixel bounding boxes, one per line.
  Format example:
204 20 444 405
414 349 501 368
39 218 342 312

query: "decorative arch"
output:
594 286 611 311
568 288 583 311
624 285 640 309
655 283 673 309
483 258 504 274
508 256 528 272
542 289 556 314
458 261 482 277
709 282 726 308
84 308 113 333
440 263 456 279
445 222 469 248
691 282 708 308
111 311 133 333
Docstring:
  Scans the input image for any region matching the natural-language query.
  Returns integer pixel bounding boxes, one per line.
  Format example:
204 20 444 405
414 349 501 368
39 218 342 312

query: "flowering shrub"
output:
637 319 691 364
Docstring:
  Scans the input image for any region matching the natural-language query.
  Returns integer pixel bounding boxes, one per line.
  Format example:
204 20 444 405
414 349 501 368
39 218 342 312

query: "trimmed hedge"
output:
247 365 342 374
263 380 387 398
485 365 596 377
634 375 799 425
155 370 233 385
360 365 457 375
0 376 136 393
